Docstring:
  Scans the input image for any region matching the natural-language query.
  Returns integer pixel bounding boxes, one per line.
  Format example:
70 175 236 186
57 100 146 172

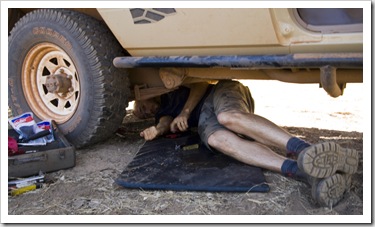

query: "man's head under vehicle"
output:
133 98 160 119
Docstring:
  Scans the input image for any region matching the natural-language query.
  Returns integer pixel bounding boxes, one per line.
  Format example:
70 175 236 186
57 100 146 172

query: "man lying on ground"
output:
133 80 359 208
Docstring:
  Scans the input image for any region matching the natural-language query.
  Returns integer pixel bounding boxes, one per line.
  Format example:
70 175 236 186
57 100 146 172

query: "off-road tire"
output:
8 9 130 148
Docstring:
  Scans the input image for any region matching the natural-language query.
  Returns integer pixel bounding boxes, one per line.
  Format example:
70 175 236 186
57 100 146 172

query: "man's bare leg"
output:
216 111 359 178
216 111 294 151
207 129 287 173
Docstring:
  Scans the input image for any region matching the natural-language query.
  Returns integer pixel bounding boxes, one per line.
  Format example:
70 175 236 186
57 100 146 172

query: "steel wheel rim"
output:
22 43 80 123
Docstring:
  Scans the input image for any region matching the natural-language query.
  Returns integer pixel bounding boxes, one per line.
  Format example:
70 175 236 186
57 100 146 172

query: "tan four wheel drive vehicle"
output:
8 8 363 148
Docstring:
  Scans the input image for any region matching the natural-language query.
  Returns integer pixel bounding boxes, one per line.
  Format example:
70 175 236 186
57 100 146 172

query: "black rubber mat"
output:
116 132 270 192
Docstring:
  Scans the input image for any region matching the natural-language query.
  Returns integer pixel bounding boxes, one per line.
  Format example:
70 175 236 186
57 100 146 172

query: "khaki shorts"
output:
198 80 255 149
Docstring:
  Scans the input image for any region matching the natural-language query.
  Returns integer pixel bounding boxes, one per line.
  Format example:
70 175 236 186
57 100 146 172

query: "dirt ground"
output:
6 81 367 223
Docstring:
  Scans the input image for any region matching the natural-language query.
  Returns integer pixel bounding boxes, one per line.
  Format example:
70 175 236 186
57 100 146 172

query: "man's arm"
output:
170 82 209 132
140 116 173 141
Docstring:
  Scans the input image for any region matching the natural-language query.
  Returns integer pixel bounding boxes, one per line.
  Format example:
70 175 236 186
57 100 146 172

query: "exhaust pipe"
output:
320 66 345 97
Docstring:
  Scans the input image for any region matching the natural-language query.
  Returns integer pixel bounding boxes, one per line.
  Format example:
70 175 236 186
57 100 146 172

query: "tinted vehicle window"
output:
296 8 363 33
297 9 362 25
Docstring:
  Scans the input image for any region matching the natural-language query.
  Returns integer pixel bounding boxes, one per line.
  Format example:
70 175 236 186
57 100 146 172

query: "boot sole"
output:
297 142 358 178
312 174 352 208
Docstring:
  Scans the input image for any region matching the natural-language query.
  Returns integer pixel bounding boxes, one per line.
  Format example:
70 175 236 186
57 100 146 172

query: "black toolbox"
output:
8 123 76 178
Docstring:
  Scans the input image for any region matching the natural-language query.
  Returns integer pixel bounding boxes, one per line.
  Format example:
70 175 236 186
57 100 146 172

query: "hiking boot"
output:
297 142 359 178
311 174 352 208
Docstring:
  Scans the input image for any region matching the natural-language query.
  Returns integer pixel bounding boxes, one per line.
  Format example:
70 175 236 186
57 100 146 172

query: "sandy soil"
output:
7 81 367 223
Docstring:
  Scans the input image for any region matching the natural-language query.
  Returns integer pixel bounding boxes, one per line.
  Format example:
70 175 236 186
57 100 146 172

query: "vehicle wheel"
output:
8 9 130 148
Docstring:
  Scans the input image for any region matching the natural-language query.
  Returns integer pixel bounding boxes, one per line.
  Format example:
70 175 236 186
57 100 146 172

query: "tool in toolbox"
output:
8 112 52 146
8 129 51 156
18 129 51 143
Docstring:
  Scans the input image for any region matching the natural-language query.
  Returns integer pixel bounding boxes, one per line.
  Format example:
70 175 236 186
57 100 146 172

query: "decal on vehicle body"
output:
130 8 176 24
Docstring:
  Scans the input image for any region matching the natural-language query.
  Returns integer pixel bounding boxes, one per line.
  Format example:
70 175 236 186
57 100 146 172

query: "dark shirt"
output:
155 85 213 127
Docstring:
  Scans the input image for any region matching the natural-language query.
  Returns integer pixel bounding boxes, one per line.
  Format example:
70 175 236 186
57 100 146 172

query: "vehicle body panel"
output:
97 8 362 56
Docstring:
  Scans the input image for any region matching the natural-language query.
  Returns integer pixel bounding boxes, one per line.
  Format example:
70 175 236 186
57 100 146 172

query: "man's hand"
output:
140 126 159 141
170 82 210 133
170 112 189 133
140 116 174 141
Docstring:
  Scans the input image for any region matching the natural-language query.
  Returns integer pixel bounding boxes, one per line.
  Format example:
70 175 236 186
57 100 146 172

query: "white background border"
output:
1 1 372 224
